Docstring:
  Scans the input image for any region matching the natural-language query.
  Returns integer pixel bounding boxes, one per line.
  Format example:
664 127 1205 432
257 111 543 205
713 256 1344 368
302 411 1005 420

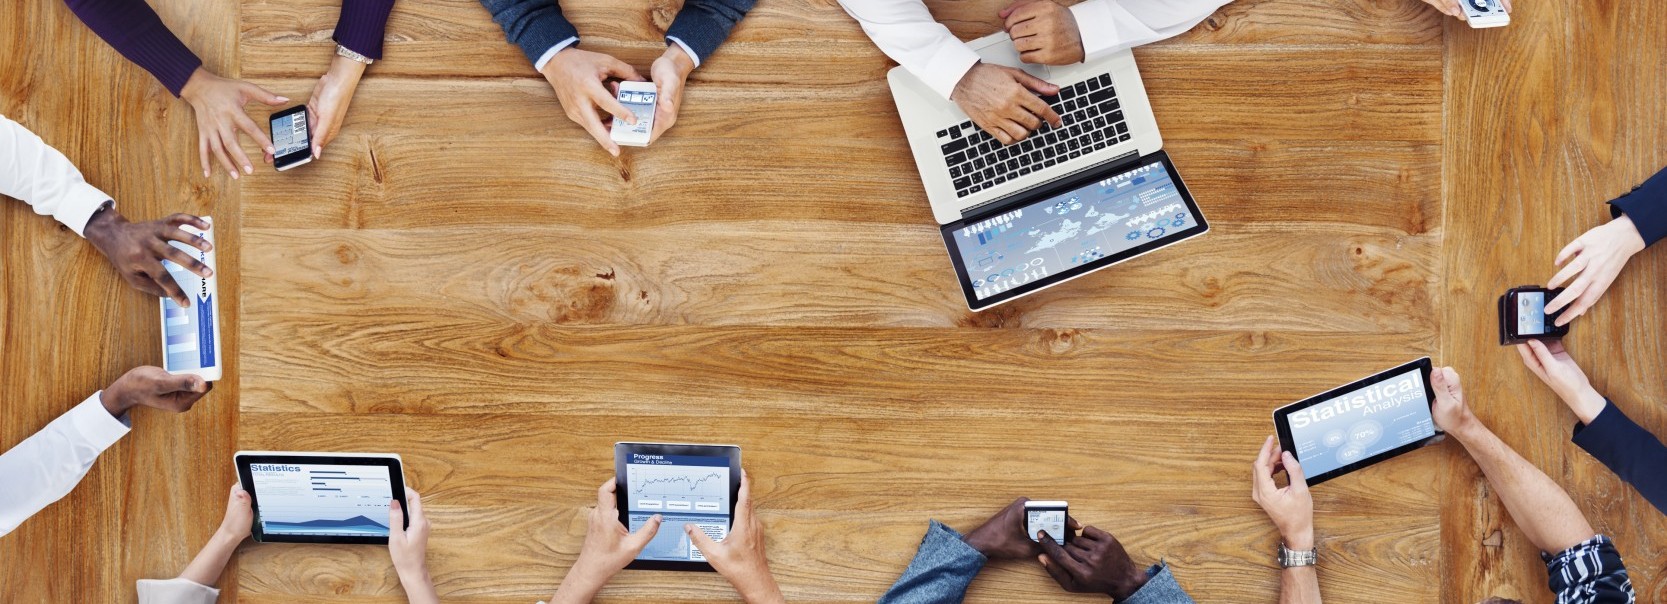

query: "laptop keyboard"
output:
935 73 1131 199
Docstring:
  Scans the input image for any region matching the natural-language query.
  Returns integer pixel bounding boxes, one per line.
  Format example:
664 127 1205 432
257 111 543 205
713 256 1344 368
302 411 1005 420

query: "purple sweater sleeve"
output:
63 0 202 96
333 0 396 60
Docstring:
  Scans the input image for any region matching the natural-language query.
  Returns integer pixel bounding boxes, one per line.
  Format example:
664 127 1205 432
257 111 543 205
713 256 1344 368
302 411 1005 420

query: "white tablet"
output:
159 218 222 381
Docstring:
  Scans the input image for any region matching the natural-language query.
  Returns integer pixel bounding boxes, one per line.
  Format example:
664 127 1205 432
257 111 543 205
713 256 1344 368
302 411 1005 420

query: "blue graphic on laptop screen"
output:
954 161 1194 300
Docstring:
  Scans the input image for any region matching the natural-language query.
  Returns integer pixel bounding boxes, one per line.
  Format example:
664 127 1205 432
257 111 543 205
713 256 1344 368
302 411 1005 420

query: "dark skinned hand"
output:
1038 525 1150 600
83 209 213 307
99 366 212 418
964 497 1067 560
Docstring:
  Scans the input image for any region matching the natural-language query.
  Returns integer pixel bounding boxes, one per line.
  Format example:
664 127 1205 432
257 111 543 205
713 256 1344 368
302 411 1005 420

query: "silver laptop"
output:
888 32 1208 310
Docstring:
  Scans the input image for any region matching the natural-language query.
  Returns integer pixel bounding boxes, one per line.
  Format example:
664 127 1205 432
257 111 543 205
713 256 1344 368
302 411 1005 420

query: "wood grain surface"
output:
0 0 1659 601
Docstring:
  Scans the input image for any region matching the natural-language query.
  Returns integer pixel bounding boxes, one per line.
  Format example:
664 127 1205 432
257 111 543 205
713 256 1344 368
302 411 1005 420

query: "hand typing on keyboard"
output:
951 63 1064 145
1000 0 1085 65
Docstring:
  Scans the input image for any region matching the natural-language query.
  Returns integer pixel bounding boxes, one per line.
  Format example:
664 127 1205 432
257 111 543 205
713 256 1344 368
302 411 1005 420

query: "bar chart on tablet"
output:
251 464 395 537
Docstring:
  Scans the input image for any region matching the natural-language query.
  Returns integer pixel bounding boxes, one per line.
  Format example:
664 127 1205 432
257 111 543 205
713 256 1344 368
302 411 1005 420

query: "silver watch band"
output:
1278 543 1318 568
336 44 374 65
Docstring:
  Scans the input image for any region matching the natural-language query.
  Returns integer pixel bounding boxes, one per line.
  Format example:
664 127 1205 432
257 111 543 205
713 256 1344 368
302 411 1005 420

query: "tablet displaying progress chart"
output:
1273 358 1442 485
615 442 742 571
235 452 408 544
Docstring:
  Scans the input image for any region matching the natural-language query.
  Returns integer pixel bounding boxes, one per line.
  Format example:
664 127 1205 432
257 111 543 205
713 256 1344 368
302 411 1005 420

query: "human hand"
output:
1516 340 1607 423
303 55 368 160
98 366 212 417
1000 0 1084 66
648 45 696 144
82 210 213 307
1429 366 1476 435
1251 435 1313 549
1037 525 1149 600
687 471 783 603
539 48 643 157
179 68 286 179
961 497 1046 560
952 63 1062 145
564 479 660 592
216 483 254 542
389 488 439 604
1545 216 1648 326
1419 0 1512 20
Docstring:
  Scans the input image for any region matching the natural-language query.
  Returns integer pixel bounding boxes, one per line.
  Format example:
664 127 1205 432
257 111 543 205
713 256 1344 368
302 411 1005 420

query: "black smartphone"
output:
1024 500 1070 544
1498 286 1569 345
268 105 313 171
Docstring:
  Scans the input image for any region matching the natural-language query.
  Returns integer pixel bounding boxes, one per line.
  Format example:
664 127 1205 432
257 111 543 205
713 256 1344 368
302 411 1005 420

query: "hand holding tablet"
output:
234 451 409 544
1271 358 1443 485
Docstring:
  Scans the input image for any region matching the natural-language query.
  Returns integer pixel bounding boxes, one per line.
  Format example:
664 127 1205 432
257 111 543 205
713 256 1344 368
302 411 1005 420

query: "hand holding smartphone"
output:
1499 286 1569 345
269 105 313 171
1024 500 1070 544
609 81 657 148
1461 0 1509 28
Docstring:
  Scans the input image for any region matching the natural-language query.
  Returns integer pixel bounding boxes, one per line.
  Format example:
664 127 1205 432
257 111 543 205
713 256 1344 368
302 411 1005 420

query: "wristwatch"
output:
1277 543 1317 568
336 44 374 65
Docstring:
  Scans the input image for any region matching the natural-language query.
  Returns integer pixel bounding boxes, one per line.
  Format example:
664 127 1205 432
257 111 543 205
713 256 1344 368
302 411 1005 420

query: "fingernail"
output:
203 170 210 178
230 172 239 180
204 268 214 278
243 166 252 175
277 96 290 102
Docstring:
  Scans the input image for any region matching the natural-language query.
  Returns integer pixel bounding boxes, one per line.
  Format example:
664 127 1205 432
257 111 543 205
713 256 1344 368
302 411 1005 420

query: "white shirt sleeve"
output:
0 393 131 537
532 37 581 72
837 0 981 101
136 578 220 604
1070 0 1233 61
0 116 113 237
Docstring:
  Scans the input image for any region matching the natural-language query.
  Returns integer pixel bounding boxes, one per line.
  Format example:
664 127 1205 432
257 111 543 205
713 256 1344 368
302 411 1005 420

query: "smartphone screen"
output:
610 87 656 146
1025 506 1067 543
1516 291 1547 335
270 107 312 170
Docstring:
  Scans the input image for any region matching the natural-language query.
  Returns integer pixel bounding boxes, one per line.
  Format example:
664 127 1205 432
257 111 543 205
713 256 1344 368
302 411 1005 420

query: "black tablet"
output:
614 442 742 572
234 451 408 544
940 150 1209 311
1272 358 1443 486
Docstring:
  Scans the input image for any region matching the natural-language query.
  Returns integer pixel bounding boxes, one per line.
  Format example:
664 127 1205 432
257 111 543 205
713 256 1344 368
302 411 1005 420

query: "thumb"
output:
245 82 289 106
603 58 644 82
388 499 406 541
998 0 1032 18
1011 68 1059 95
161 373 208 394
626 514 662 551
1281 452 1309 492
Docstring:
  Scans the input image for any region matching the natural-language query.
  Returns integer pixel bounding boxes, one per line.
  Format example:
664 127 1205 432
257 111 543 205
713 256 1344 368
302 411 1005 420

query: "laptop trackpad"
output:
977 42 1053 80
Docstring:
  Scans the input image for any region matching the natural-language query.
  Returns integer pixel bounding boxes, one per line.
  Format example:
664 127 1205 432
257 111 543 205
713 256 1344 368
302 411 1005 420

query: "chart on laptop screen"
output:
953 160 1196 300
250 463 394 537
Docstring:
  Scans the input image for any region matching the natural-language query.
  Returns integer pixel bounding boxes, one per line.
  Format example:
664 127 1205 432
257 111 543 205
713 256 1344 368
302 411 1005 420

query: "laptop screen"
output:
941 151 1207 309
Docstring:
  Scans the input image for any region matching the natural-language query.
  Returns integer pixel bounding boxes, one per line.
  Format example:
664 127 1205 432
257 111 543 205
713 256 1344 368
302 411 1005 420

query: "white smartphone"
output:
1461 0 1509 28
609 81 657 147
159 217 222 381
1024 500 1070 544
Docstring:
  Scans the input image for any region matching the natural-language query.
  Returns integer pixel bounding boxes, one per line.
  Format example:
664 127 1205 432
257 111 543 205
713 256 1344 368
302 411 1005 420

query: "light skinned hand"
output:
1420 0 1512 20
687 471 784 603
540 48 642 157
1000 0 1085 65
217 483 254 542
1545 215 1648 326
1250 435 1314 549
648 45 696 144
389 488 439 604
99 366 212 418
1516 339 1607 423
303 55 369 160
179 67 286 179
82 210 213 307
575 479 662 578
1429 365 1475 434
1037 525 1149 600
952 63 1062 145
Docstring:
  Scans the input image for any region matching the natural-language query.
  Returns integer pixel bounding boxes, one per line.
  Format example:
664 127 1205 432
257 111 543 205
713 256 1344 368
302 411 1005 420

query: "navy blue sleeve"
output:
477 0 578 66
1608 164 1667 247
664 0 755 64
1572 401 1667 517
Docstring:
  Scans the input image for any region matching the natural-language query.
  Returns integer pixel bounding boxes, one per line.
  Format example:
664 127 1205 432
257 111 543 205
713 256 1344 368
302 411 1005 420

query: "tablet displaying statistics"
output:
234 452 408 544
1272 358 1443 485
614 442 742 572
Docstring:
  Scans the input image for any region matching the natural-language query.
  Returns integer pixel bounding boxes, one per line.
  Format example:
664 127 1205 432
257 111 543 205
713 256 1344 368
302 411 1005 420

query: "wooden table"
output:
2 0 1662 601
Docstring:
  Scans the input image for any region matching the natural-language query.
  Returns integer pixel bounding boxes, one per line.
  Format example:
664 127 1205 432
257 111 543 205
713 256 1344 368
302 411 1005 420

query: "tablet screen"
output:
951 158 1199 302
624 453 732 562
248 462 395 538
1283 366 1436 477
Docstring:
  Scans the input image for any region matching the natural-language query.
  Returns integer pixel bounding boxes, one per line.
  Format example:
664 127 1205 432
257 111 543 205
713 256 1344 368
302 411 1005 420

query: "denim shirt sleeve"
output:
1123 562 1195 604
878 520 987 604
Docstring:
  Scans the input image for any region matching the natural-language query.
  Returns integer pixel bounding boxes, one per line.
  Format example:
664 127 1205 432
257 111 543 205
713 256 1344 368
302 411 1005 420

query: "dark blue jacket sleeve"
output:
1572 401 1667 517
1608 164 1667 247
664 0 755 64
477 0 578 65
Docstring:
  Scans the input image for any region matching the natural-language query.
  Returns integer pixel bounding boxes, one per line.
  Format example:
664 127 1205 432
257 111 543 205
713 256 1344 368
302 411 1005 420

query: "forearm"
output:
1278 567 1320 604
333 0 396 59
836 0 978 100
547 563 609 604
1450 419 1594 553
478 0 580 66
665 0 757 64
728 570 785 604
398 566 440 604
175 531 241 587
877 521 985 603
0 116 113 235
1070 0 1228 61
1609 164 1667 247
0 394 130 537
61 0 203 95
1572 402 1667 516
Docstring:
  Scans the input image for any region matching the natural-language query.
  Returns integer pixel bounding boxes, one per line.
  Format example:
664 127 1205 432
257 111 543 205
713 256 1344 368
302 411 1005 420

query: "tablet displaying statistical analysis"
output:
1273 358 1443 485
614 443 742 571
940 152 1208 310
234 452 408 544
